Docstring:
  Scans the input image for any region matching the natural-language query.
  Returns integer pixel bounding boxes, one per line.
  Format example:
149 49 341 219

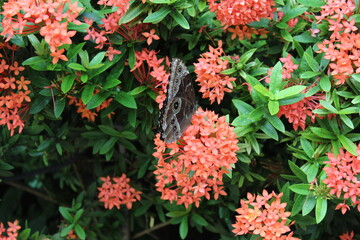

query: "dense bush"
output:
0 0 359 239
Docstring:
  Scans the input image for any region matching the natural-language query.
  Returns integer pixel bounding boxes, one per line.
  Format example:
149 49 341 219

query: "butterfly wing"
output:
159 59 196 143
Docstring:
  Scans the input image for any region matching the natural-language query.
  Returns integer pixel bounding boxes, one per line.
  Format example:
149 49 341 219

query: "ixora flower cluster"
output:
0 0 83 64
232 190 299 240
153 108 239 208
0 220 21 240
316 0 358 84
194 41 236 104
98 174 142 210
208 0 274 40
0 43 30 136
323 144 360 214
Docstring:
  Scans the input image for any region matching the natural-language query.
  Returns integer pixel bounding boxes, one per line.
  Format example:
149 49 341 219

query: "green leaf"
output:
90 52 105 66
170 11 190 29
288 161 308 183
275 85 306 100
269 62 283 94
282 7 308 22
67 42 86 61
300 138 314 158
315 198 327 223
297 0 325 7
61 75 76 93
338 135 358 155
130 86 148 95
118 131 137 140
73 209 84 222
68 63 87 71
81 85 96 105
179 216 188 239
304 52 320 72
119 2 145 24
280 29 293 41
265 114 285 132
302 195 316 215
144 6 171 23
128 45 136 70
104 78 121 89
260 121 278 140
320 76 331 92
86 92 111 109
98 125 119 136
115 91 137 109
340 114 354 129
54 97 66 118
59 207 73 222
289 184 310 195
99 137 117 154
74 224 86 240
191 213 208 226
300 71 321 79
268 100 279 115
338 107 359 114
254 84 273 98
310 127 336 139
319 100 338 113
30 95 51 114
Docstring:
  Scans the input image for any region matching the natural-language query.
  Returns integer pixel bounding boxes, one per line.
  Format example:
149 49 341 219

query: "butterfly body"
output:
159 58 196 143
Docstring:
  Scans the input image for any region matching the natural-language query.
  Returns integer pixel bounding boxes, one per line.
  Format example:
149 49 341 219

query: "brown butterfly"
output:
158 58 196 143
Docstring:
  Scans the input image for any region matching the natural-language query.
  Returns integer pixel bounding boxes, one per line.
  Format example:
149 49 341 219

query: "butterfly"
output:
158 58 196 143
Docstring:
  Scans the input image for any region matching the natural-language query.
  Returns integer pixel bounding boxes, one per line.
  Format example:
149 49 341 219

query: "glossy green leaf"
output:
268 100 279 115
179 216 188 239
302 195 316 216
269 62 283 94
288 161 308 183
74 224 86 240
68 63 86 71
61 75 76 93
315 198 327 223
338 135 358 155
275 85 306 100
144 6 171 23
54 98 66 118
86 92 111 109
119 2 145 24
170 11 190 29
289 184 310 195
30 95 51 114
115 91 137 109
81 84 96 105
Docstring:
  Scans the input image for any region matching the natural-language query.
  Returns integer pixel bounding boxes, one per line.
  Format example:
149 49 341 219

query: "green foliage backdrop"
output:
0 0 359 239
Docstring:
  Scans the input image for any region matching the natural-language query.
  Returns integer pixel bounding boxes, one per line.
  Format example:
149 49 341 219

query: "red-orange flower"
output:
98 174 142 210
232 190 299 239
316 0 357 85
208 0 275 28
0 220 21 240
153 108 239 208
323 144 360 214
339 231 355 240
142 29 160 45
194 40 236 104
1 0 83 62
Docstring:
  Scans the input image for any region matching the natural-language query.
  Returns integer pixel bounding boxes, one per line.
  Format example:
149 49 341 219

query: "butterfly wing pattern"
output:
159 58 196 143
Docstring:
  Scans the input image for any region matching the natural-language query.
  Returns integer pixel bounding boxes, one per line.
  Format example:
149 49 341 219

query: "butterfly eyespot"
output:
171 119 175 124
173 126 177 131
177 67 182 73
174 102 178 109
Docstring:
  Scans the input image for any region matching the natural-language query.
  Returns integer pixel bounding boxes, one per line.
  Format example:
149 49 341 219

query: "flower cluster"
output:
323 144 360 214
98 174 142 210
153 108 239 208
278 93 327 131
68 93 113 122
208 0 275 27
208 0 274 40
131 49 169 108
1 0 83 63
316 0 358 85
194 41 236 104
0 220 21 240
232 190 299 240
0 44 31 136
339 231 355 240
